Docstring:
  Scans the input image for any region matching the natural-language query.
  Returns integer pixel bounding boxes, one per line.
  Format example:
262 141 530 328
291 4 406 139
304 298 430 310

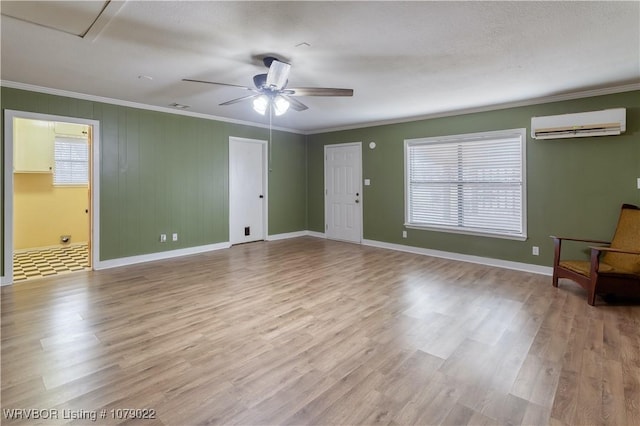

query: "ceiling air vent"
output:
169 103 190 109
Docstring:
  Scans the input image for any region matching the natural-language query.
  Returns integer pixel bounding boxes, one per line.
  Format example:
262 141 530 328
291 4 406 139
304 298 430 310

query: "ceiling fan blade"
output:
182 78 252 90
288 87 354 97
283 95 308 111
265 60 291 90
220 93 261 106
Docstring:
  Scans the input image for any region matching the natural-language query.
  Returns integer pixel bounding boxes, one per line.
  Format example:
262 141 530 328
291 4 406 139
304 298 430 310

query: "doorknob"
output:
259 195 264 199
355 199 360 203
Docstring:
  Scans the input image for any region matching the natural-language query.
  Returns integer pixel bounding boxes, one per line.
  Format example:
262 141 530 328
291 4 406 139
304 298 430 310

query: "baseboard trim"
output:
266 231 309 241
4 233 551 284
303 232 551 275
361 239 553 276
94 242 232 271
306 231 326 239
268 230 326 240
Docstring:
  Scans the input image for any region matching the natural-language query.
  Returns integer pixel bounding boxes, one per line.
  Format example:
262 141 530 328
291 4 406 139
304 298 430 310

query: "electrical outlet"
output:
160 234 167 243
637 177 640 189
532 246 539 256
172 233 178 242
402 230 407 238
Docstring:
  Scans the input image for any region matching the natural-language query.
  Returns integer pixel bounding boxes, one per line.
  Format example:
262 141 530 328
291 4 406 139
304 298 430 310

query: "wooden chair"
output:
551 204 640 305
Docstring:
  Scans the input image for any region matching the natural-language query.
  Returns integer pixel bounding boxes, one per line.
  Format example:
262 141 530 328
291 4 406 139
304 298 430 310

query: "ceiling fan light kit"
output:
252 95 269 115
273 96 290 116
182 56 354 116
252 94 291 116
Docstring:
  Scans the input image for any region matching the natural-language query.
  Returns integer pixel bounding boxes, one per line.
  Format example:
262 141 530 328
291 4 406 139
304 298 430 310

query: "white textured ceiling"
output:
1 1 639 132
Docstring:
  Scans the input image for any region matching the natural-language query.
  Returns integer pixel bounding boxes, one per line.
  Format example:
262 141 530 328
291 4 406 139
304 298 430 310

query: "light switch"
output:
364 179 371 186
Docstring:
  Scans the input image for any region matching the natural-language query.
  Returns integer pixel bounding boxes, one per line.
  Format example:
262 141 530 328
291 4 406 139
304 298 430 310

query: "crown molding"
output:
307 83 640 135
0 80 299 134
3 80 638 136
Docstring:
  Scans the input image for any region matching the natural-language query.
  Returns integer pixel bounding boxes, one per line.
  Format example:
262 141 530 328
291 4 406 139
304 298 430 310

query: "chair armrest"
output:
589 246 640 256
550 235 610 245
551 235 611 269
589 246 640 276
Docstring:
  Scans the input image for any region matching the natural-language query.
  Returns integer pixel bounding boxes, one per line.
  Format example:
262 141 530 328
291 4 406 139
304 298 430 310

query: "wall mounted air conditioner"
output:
531 108 626 140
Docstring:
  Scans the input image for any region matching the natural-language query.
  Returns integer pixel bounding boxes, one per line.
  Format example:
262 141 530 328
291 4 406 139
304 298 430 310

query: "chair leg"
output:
552 238 561 288
588 248 600 306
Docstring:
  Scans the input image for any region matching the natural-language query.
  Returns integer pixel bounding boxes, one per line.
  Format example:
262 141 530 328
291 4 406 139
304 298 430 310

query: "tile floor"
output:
12 244 89 282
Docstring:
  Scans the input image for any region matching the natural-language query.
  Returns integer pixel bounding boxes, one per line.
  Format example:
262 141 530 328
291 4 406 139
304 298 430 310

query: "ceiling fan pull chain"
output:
269 105 273 171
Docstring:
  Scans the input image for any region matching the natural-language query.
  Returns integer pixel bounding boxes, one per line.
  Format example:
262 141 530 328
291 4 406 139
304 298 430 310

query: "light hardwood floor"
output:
1 237 639 425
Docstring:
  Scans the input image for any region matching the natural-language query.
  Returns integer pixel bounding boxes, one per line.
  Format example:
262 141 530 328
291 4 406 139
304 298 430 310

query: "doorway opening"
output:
3 110 100 285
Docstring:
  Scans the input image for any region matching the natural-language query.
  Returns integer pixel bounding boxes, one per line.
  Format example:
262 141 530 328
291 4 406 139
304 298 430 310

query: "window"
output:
54 137 89 185
405 128 526 240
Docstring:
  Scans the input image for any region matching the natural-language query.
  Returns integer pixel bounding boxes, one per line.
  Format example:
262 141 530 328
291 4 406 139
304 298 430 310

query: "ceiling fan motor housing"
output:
262 56 279 68
253 73 267 89
253 73 289 92
253 56 286 90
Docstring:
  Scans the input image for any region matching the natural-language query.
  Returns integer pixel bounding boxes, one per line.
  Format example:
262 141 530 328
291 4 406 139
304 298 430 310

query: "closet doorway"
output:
3 110 100 285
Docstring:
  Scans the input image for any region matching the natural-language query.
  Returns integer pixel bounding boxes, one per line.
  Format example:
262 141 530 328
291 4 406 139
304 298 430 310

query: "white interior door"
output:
325 143 362 243
229 137 267 245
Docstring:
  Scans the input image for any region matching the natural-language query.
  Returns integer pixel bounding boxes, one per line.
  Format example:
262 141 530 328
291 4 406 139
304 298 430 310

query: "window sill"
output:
404 223 527 241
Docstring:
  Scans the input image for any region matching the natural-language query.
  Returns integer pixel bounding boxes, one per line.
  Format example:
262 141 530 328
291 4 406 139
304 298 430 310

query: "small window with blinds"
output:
404 128 526 240
54 137 89 186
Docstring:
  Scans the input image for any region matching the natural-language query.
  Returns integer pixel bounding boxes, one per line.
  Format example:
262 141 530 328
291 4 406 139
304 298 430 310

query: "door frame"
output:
324 142 363 243
2 110 100 285
228 136 268 244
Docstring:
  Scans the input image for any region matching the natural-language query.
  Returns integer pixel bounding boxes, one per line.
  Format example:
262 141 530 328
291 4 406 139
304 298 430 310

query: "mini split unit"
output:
531 108 626 140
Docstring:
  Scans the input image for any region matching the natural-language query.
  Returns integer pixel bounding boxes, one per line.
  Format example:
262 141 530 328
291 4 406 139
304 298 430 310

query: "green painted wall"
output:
268 130 308 234
1 87 306 271
2 87 638 277
308 91 640 266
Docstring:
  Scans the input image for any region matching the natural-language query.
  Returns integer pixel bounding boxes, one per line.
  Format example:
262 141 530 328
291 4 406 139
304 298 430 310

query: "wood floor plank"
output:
529 358 563 408
601 360 627 425
623 363 640 426
440 402 476 426
521 401 551 426
550 368 579 425
2 237 639 425
572 373 604 425
480 392 529 426
281 363 375 425
487 329 533 393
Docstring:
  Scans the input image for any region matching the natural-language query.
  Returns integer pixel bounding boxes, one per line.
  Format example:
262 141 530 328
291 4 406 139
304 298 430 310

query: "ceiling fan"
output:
183 56 354 116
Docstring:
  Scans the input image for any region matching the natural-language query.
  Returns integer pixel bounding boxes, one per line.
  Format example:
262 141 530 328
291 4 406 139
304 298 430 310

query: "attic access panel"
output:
0 1 120 38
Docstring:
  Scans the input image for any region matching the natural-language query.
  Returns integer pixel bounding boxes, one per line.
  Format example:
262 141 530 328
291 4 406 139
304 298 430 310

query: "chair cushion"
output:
603 208 640 274
559 260 639 278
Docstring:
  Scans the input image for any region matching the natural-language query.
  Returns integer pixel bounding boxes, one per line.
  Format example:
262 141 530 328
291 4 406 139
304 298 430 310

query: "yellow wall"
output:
14 173 89 250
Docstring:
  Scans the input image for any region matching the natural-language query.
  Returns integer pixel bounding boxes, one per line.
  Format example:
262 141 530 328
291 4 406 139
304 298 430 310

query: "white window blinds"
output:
54 137 89 185
405 129 526 239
